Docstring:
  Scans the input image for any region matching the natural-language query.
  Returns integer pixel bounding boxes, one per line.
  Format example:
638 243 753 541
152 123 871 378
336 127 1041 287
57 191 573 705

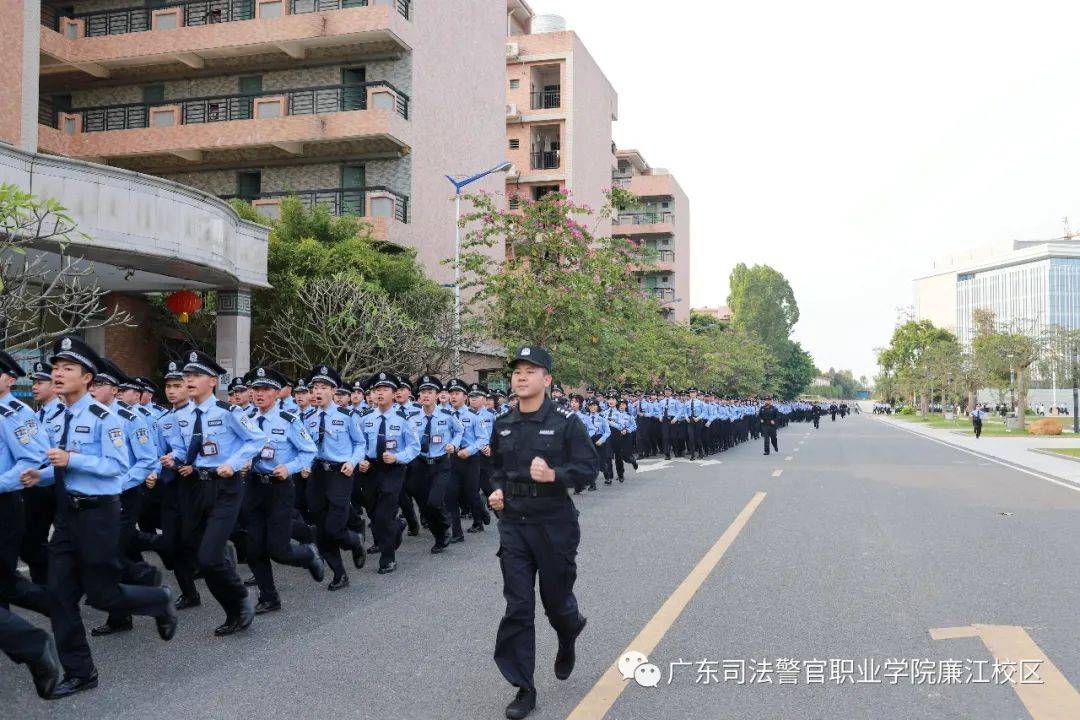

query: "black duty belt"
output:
65 492 118 511
251 472 282 484
504 481 567 498
316 460 347 473
418 454 449 466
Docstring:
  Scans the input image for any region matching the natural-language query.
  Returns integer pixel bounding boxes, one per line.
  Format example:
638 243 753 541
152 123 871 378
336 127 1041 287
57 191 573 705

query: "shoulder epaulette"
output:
7 399 22 411
280 411 296 423
117 408 137 422
88 404 109 418
396 408 408 419
216 400 232 411
337 406 353 416
0 404 13 418
136 405 152 416
357 407 373 417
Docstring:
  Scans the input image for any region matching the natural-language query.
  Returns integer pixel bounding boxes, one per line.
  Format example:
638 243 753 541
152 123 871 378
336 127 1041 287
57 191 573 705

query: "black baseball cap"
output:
508 345 553 371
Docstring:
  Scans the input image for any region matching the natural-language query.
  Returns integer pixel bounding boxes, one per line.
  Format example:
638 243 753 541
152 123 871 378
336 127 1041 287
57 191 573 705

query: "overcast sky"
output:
538 0 1080 380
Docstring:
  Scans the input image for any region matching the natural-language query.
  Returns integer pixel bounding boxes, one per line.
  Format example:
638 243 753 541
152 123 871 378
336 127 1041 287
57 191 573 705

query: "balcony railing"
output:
617 211 675 225
530 150 560 170
48 0 410 37
530 89 561 110
612 174 632 189
68 81 408 134
223 186 409 223
645 287 675 301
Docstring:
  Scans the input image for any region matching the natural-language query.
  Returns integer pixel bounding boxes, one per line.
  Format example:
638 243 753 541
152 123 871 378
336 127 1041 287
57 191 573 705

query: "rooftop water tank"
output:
532 14 567 33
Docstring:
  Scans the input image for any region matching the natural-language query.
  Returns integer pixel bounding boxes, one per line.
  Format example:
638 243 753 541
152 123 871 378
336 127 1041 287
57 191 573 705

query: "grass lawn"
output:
1037 447 1080 458
893 413 1079 437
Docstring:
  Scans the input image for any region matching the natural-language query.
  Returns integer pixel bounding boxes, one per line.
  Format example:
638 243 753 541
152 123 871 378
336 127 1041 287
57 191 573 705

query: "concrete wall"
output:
161 157 411 198
406 0 507 286
0 142 269 289
1 2 39 152
668 175 691 322
914 272 957 334
568 32 617 240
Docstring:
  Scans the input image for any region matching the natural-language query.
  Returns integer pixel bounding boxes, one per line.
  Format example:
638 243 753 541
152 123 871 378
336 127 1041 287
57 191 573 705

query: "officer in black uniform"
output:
759 397 781 455
487 346 599 720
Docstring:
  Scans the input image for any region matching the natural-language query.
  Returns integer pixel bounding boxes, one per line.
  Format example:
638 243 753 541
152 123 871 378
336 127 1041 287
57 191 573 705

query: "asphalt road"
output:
4 415 1080 720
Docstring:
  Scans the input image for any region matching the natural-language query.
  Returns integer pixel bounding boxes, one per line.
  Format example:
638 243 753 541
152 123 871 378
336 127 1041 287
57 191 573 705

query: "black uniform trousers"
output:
398 467 421 535
18 485 54 585
447 455 487 539
244 474 315 604
660 418 673 458
494 516 583 692
406 455 452 542
610 431 633 478
686 419 705 457
49 494 170 679
0 492 49 617
763 427 778 454
308 461 364 579
106 484 161 627
361 461 406 568
973 417 982 438
177 472 248 617
0 606 50 667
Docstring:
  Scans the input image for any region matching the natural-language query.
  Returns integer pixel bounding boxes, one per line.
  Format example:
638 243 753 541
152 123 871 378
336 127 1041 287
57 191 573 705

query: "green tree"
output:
876 317 958 412
775 340 816 398
727 263 799 354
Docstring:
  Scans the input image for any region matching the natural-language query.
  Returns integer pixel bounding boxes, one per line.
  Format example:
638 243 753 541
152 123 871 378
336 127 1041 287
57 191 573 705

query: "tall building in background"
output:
914 239 1080 346
613 149 690 322
26 0 509 379
37 0 507 288
505 4 619 239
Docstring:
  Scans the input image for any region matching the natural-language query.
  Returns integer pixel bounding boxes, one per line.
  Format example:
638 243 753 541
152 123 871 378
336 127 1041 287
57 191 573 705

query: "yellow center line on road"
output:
565 492 767 720
930 624 1080 719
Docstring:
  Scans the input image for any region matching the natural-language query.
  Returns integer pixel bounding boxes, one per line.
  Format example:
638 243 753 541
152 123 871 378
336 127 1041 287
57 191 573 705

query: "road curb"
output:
1031 448 1080 464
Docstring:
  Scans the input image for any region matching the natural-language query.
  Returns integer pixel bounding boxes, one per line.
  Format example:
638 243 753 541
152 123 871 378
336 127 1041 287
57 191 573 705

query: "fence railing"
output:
530 89 561 110
617 211 675 225
72 81 408 134
530 150 560 170
647 287 675 301
48 0 410 37
223 186 409 223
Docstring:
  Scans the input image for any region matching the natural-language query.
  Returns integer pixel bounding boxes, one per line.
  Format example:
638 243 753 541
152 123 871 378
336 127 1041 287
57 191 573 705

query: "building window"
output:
661 276 669 283
509 79 520 89
509 196 520 209
237 171 261 202
509 138 520 149
142 84 165 104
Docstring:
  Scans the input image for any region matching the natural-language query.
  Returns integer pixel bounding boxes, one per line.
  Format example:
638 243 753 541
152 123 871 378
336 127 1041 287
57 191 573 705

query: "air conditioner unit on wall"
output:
506 42 520 58
506 163 520 178
506 103 519 118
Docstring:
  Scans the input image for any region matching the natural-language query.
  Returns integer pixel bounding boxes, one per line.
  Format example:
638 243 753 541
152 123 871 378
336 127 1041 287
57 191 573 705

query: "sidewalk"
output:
874 415 1080 485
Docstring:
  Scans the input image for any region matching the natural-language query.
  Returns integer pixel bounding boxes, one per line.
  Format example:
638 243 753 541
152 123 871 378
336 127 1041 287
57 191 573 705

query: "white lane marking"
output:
772 469 783 477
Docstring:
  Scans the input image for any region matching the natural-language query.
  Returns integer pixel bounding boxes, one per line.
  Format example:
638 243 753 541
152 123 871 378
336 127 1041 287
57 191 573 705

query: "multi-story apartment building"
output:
20 0 510 379
505 5 619 238
37 0 508 288
612 149 691 322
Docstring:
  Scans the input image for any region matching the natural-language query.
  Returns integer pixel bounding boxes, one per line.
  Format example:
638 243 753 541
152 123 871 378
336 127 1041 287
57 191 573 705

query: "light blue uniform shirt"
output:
357 406 420 463
408 406 464 459
164 396 266 471
279 396 300 414
305 405 366 465
601 406 630 432
252 407 317 475
685 398 707 421
657 396 681 420
447 405 488 458
0 403 46 493
38 392 130 496
112 400 157 492
579 411 611 444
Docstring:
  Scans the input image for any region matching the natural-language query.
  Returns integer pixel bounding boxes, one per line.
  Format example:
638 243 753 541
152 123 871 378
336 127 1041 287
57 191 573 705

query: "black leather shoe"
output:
175 594 201 611
603 479 612 485
90 620 132 637
407 527 419 537
254 600 281 615
431 540 450 554
243 575 258 587
308 548 326 582
377 561 397 574
632 461 638 470
156 588 178 641
466 525 484 533
587 484 597 491
483 513 491 526
617 477 624 483
29 636 60 699
555 616 586 680
505 687 537 719
352 543 367 569
449 535 465 544
367 543 380 554
48 672 98 700
328 574 350 591
213 602 254 636
573 489 582 495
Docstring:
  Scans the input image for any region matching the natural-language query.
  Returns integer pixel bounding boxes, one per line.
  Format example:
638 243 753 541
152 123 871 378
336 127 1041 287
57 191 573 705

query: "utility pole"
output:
1073 343 1078 435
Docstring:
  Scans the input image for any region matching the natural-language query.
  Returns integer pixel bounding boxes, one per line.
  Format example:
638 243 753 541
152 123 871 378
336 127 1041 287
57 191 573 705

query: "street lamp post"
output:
445 161 512 376
1073 345 1079 434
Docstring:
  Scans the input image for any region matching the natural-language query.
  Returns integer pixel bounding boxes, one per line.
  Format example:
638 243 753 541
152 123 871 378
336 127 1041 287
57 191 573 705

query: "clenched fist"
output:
530 456 555 483
488 488 504 511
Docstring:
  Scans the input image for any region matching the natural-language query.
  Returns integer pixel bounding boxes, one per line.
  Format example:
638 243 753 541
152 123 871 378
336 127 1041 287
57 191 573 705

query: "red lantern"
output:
165 290 203 324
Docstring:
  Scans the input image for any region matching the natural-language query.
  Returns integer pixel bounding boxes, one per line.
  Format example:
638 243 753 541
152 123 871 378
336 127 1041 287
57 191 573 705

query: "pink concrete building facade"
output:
505 5 619 239
613 149 692 322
